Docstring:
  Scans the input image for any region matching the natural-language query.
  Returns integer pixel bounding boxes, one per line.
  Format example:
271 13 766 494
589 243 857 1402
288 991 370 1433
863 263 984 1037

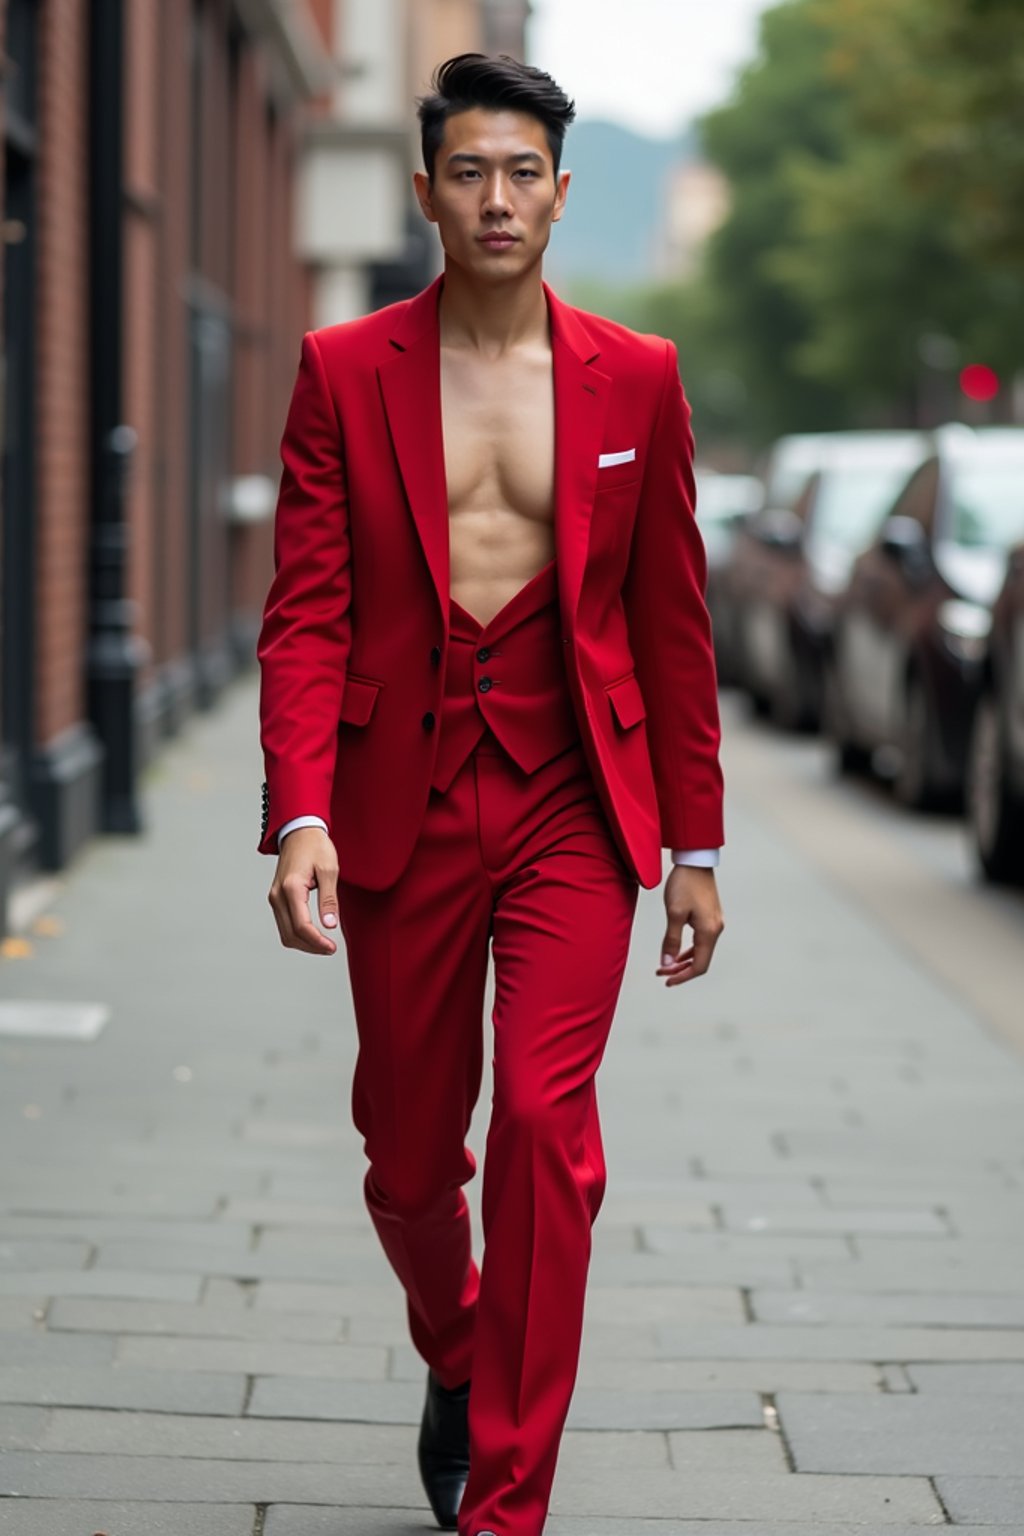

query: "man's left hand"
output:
656 866 724 987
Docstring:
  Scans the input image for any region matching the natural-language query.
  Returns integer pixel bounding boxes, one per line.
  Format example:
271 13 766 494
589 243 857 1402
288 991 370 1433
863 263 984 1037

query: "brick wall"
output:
34 0 90 746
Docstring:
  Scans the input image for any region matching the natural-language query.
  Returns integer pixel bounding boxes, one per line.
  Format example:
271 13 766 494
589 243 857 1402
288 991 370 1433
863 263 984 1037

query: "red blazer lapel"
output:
546 282 611 629
377 276 450 619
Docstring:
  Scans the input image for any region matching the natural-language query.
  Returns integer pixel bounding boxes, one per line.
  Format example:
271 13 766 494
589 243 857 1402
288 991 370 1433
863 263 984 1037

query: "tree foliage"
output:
624 0 1024 448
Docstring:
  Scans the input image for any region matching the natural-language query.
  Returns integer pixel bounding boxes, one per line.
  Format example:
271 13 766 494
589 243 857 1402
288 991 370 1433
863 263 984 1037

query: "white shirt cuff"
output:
670 848 721 867
277 814 329 848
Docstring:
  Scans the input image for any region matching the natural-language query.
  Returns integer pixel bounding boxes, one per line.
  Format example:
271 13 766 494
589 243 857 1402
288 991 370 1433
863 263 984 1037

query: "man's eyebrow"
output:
446 151 546 166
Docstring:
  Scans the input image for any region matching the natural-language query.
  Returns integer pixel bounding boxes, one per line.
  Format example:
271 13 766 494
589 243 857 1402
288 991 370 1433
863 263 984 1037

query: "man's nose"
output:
481 175 513 215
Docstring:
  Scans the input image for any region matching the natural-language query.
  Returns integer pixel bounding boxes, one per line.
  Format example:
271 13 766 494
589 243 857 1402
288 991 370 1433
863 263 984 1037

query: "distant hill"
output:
545 118 697 289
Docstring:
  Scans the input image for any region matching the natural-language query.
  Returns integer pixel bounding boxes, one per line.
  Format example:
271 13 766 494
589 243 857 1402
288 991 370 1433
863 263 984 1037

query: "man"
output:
257 53 724 1536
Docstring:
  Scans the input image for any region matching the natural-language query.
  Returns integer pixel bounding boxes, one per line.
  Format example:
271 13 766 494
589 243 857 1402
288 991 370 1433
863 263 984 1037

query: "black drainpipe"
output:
88 0 143 833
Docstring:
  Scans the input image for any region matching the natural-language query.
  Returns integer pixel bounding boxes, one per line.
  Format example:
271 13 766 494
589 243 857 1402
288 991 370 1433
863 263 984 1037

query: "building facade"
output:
0 0 529 937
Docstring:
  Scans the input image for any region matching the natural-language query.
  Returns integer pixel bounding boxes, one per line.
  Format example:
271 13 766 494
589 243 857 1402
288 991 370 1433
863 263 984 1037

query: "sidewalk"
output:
1 676 1023 1534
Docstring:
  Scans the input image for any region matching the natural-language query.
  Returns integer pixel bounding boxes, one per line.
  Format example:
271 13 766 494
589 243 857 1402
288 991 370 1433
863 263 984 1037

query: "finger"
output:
669 927 721 985
316 863 340 933
656 944 694 975
283 876 337 955
268 887 292 948
660 912 689 969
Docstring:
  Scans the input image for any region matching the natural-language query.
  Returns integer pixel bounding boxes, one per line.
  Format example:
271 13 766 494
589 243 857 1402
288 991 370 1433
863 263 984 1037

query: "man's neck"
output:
438 263 550 358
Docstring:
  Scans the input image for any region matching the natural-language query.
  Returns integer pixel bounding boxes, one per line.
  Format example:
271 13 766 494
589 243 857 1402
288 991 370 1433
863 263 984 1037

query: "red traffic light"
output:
960 363 1000 402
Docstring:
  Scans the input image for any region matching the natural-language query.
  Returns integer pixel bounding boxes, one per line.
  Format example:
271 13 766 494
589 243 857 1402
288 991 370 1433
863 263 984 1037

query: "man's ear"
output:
413 170 438 224
551 169 571 225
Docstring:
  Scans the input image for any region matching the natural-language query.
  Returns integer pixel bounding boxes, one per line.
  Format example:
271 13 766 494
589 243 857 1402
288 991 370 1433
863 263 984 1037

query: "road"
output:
0 679 1022 1535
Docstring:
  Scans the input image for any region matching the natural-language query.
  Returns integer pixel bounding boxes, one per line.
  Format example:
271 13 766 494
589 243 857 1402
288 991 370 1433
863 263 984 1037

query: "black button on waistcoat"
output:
476 647 490 663
422 711 436 731
430 645 441 668
478 677 493 694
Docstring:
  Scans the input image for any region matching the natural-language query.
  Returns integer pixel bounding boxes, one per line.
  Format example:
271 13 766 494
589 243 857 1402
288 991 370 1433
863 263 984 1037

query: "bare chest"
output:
440 349 555 525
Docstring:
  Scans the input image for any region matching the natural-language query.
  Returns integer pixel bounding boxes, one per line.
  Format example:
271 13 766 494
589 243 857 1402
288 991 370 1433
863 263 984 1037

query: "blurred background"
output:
0 0 1022 940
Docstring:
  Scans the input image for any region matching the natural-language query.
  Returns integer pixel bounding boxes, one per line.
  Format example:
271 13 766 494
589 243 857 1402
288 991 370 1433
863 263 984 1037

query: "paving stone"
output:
907 1363 1024 1393
252 1282 404 1317
0 1297 47 1334
247 1377 426 1424
576 1358 881 1393
254 1227 392 1260
0 1332 114 1367
115 1335 387 1379
545 1467 944 1522
798 1260 1024 1295
0 1451 419 1504
719 1204 947 1235
577 1285 746 1326
589 1252 796 1286
93 1240 390 1284
637 1229 852 1260
0 1406 50 1448
565 1389 762 1431
666 1427 788 1473
0 1189 221 1219
656 1321 1024 1361
935 1476 1024 1525
0 1501 255 1534
777 1390 1024 1476
0 1270 203 1302
263 1512 434 1536
48 1297 345 1342
221 1198 356 1226
546 1525 1014 1536
557 1429 670 1471
265 1517 1010 1536
0 1217 256 1247
0 1241 91 1271
752 1287 1024 1327
0 1366 246 1416
29 1408 415 1461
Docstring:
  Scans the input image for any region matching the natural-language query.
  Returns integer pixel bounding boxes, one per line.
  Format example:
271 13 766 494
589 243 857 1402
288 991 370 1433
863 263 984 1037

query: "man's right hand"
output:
268 828 340 955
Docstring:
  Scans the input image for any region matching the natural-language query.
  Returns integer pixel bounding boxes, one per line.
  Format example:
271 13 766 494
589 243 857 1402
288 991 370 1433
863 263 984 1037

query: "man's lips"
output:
479 233 519 247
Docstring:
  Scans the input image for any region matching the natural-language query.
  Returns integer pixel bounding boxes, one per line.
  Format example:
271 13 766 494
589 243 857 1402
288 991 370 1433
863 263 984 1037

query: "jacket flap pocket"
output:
606 672 646 730
339 675 381 727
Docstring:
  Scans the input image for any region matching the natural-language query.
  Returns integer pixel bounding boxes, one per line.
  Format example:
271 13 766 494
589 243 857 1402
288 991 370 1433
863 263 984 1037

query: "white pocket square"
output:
598 449 636 468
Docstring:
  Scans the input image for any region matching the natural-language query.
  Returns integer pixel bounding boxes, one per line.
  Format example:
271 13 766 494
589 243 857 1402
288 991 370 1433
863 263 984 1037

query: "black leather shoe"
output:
417 1369 470 1530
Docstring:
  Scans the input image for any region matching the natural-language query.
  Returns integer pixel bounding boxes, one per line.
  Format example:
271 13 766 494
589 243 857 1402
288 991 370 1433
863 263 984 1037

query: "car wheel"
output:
823 660 870 774
967 689 1024 884
893 675 942 810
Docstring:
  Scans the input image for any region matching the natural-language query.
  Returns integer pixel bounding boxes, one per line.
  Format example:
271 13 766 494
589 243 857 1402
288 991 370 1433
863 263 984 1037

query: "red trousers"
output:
336 729 638 1536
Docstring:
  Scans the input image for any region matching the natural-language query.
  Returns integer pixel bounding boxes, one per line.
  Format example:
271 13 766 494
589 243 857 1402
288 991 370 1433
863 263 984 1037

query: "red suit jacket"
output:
256 275 723 890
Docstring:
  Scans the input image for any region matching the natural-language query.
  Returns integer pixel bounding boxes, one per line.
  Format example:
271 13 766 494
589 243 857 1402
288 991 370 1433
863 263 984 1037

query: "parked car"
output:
724 432 926 725
966 540 1024 883
826 425 1024 808
695 470 763 684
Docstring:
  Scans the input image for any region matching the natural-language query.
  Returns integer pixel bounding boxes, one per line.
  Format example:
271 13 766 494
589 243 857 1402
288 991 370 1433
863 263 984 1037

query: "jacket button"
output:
422 711 436 731
430 645 441 668
476 646 490 663
478 676 493 694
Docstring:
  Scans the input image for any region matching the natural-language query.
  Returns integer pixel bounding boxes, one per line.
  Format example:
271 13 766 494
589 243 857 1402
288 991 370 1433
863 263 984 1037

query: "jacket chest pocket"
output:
605 672 646 730
339 674 382 727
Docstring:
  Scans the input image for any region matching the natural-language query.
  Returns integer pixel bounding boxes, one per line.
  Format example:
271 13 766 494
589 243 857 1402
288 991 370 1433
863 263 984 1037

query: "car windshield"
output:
808 464 916 554
947 461 1024 550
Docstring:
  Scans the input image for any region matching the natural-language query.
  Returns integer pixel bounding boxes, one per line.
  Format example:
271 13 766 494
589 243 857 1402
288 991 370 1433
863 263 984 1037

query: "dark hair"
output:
417 53 576 181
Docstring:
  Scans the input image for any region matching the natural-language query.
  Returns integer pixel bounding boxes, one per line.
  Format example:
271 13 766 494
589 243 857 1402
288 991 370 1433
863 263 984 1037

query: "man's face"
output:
414 108 570 282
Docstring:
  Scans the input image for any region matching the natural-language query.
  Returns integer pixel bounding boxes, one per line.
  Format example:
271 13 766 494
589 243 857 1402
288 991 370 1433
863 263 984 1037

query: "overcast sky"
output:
527 0 775 139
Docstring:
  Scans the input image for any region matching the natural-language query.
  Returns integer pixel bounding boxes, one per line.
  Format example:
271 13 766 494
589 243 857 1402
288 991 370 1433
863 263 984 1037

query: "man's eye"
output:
515 170 538 179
